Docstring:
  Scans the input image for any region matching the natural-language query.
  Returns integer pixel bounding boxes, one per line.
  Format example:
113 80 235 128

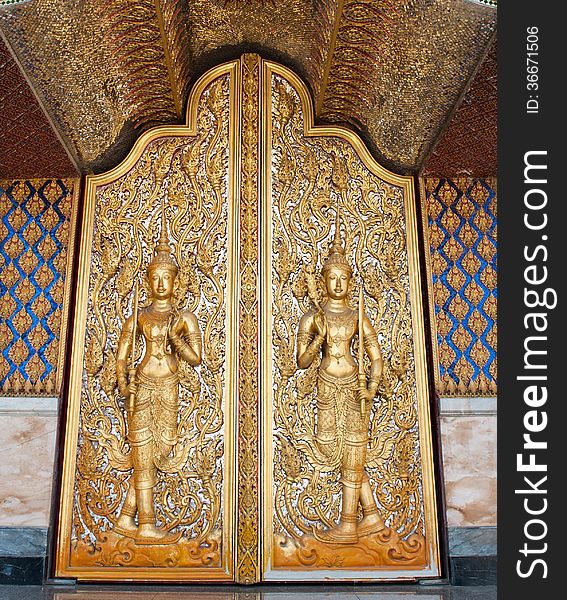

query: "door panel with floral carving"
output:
55 56 440 583
55 62 241 581
260 62 440 581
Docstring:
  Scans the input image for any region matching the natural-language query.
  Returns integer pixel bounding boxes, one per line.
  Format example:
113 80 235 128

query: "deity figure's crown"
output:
148 202 178 274
322 207 352 275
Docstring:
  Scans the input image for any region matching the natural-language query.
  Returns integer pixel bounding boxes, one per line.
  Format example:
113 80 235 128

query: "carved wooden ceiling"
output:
0 0 496 179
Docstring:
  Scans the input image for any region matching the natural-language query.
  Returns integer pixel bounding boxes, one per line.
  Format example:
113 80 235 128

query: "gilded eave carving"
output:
1 0 496 175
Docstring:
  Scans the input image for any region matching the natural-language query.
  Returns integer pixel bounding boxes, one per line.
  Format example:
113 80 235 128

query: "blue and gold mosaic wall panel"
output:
422 177 497 397
0 179 77 396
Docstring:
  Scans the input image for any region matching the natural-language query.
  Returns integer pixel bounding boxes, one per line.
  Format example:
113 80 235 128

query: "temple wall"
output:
0 411 57 527
0 179 76 536
0 416 498 529
422 176 497 560
441 412 496 527
0 179 77 395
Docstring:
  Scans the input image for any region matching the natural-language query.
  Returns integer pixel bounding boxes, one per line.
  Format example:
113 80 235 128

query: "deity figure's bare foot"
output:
135 524 182 545
357 512 385 537
113 514 138 538
312 521 359 545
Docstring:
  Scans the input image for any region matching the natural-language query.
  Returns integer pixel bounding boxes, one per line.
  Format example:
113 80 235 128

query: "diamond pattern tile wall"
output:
423 177 497 396
0 178 76 395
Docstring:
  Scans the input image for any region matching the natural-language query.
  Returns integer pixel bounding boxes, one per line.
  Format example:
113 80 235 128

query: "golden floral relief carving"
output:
236 53 261 584
69 74 231 570
268 74 428 570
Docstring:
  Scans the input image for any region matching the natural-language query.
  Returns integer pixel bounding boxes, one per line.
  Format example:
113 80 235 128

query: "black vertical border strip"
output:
499 4 562 597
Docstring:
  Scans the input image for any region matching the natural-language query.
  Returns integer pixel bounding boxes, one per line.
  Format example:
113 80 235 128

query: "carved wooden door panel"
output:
55 61 241 582
260 61 440 582
55 55 440 583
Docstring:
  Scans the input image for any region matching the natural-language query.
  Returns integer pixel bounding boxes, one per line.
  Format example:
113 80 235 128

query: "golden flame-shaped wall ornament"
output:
55 55 440 583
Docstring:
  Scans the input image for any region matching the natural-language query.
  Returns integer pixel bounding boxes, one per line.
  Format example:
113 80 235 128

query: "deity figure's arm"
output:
116 315 136 397
362 314 383 397
296 311 325 369
168 311 202 367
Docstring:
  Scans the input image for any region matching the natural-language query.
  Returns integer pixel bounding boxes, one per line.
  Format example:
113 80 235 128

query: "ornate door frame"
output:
54 54 440 583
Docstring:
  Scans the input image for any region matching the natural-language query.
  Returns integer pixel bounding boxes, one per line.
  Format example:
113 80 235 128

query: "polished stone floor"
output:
0 585 497 600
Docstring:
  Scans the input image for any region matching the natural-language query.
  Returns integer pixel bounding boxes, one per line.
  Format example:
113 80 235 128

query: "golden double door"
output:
55 55 440 583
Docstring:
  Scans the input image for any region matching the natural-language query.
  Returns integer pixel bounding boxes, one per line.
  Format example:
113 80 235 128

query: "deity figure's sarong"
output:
315 371 369 487
129 371 179 495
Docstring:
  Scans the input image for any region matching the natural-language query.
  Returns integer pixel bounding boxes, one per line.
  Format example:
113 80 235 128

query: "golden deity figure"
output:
296 217 385 545
113 220 202 544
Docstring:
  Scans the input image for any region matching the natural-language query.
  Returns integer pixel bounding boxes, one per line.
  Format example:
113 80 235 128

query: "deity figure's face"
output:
324 266 350 301
148 265 176 300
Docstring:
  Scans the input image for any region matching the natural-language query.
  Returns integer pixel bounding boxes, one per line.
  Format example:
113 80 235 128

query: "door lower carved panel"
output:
55 55 440 582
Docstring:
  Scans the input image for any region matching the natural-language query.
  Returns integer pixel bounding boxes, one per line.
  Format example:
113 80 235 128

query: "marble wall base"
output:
440 415 497 527
0 528 48 557
449 556 497 586
448 526 496 557
0 556 45 585
0 414 57 527
0 400 496 585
